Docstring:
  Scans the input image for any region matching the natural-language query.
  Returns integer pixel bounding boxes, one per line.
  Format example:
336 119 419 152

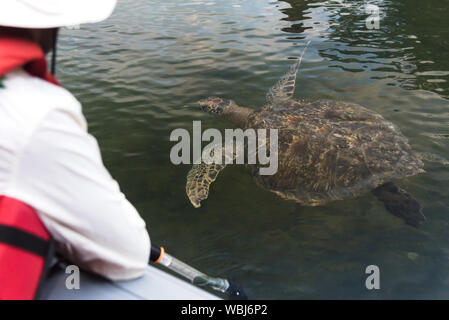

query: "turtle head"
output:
198 97 253 127
198 97 236 117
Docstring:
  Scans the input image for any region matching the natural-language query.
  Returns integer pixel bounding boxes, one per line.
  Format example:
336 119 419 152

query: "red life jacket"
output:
0 196 53 300
0 37 58 300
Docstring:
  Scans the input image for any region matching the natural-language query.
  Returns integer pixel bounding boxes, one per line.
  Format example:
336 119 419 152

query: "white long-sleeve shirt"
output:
0 68 150 281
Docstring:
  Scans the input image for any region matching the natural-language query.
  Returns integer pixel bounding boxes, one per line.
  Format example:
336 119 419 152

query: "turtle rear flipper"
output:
372 182 426 228
266 41 310 104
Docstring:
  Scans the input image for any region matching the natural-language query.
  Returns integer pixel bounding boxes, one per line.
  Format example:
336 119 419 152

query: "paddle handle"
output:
150 245 247 299
150 245 206 281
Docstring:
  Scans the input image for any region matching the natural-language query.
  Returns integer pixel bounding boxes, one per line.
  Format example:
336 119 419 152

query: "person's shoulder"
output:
2 68 82 114
1 68 85 130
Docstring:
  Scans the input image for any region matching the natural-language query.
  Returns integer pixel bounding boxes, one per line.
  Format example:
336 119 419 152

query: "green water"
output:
58 0 449 299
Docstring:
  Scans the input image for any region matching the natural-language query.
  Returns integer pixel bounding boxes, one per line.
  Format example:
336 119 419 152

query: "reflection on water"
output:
58 0 449 298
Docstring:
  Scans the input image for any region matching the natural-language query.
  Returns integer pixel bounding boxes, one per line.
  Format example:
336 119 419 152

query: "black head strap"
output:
50 28 58 75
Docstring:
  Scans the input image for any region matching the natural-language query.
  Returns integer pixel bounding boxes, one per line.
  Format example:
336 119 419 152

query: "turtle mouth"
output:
198 99 210 112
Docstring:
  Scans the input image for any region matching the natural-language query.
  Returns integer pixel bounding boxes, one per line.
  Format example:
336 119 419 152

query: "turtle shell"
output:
245 99 424 206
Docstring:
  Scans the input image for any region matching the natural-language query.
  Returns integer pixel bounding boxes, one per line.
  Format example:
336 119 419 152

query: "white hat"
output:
0 0 117 28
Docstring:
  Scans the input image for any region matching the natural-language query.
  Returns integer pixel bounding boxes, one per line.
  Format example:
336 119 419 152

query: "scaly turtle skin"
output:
186 43 425 227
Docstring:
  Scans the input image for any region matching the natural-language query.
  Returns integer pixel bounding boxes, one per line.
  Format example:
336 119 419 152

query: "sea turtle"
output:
186 45 426 227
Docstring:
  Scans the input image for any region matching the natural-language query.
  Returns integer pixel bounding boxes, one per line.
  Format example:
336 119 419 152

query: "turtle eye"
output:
218 99 231 108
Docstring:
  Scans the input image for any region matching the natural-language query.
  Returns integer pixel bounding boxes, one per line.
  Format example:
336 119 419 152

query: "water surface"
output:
58 0 449 299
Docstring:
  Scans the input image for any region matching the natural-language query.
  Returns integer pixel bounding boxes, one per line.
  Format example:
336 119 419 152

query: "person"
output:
0 0 150 298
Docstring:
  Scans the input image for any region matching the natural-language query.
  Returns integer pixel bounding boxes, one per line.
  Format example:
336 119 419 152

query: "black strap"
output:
0 224 50 257
50 28 58 75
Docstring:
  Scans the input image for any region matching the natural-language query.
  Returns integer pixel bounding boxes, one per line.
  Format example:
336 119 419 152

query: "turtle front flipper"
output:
266 40 310 104
186 142 243 208
186 162 227 208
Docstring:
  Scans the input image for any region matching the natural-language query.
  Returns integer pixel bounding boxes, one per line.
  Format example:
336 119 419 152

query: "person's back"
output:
0 1 151 299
